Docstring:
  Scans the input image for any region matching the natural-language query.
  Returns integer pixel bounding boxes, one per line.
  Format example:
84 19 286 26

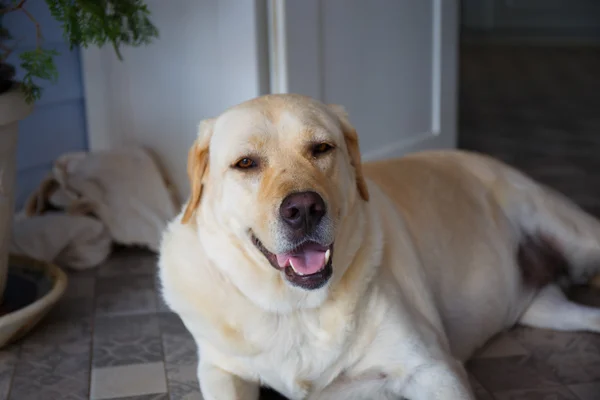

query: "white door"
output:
269 0 459 161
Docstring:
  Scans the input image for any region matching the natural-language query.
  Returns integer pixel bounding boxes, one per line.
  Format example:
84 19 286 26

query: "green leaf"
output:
18 48 60 102
45 0 159 57
1 0 159 103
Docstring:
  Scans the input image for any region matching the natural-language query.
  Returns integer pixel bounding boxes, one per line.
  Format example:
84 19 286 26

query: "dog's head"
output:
183 94 368 296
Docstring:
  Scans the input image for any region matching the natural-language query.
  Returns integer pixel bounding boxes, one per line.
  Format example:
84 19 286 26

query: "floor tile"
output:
63 272 96 299
159 312 191 337
38 271 97 325
567 382 600 400
509 328 600 385
0 346 18 399
93 313 162 368
543 348 600 385
493 386 579 400
20 311 92 347
90 362 167 400
97 248 158 278
162 333 197 368
161 322 197 367
473 334 530 359
95 274 157 316
508 327 584 362
468 373 494 400
468 355 561 392
51 294 95 319
164 364 202 400
9 340 91 400
160 312 200 398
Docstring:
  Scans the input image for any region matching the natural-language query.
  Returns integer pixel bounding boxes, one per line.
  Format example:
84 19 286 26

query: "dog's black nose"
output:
280 191 326 232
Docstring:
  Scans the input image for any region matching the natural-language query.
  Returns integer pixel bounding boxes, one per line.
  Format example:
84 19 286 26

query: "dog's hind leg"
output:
489 156 600 286
512 184 600 286
519 284 600 333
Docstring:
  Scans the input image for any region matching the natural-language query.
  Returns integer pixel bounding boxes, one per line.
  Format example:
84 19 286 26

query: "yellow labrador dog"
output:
159 94 600 400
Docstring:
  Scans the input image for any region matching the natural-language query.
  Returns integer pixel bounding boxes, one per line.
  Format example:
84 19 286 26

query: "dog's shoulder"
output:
159 217 263 354
158 216 208 286
158 216 216 315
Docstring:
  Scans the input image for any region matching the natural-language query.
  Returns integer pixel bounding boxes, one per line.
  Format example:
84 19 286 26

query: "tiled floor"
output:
2 44 600 399
1 249 599 400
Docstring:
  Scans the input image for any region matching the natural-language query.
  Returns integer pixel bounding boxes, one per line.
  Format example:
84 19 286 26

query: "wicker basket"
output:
0 254 67 348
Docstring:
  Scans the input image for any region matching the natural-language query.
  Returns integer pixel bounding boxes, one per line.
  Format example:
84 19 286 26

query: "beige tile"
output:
91 362 167 400
568 382 600 400
473 334 530 359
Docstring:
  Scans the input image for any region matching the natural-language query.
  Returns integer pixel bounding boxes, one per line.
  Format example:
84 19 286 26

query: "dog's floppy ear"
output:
181 118 215 224
328 104 369 201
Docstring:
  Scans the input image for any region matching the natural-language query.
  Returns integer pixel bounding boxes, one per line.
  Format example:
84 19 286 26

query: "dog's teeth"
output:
289 259 304 275
325 249 331 264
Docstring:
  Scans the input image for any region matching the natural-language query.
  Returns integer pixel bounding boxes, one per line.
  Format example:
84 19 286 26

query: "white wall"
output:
82 0 269 201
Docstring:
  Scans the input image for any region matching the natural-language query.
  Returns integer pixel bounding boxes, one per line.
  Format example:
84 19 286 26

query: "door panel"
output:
269 0 458 161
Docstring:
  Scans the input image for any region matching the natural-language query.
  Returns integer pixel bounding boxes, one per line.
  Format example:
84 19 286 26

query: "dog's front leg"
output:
312 359 474 400
198 361 260 400
399 358 475 400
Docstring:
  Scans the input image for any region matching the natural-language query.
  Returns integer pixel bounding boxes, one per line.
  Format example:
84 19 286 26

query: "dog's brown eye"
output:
312 143 334 156
234 157 257 169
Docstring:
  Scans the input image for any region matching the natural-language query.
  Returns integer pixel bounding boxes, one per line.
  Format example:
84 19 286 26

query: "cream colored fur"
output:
159 94 600 400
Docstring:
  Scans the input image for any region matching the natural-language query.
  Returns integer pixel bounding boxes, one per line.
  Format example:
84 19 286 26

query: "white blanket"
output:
10 147 179 270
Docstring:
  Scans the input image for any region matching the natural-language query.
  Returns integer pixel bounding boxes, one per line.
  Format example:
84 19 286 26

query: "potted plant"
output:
0 0 158 319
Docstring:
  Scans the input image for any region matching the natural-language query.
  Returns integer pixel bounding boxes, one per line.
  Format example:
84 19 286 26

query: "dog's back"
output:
363 149 600 360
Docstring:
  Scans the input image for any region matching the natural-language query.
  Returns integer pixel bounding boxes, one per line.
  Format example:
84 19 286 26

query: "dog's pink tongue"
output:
276 243 328 275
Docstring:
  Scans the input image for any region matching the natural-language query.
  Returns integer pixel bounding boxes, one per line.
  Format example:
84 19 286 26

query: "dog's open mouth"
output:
251 234 333 290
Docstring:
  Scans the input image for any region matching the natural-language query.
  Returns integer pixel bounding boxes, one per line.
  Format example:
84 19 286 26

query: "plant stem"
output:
0 0 27 15
19 4 43 49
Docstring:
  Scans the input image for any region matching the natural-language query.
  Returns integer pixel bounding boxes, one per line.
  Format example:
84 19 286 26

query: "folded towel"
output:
11 212 112 270
12 146 180 269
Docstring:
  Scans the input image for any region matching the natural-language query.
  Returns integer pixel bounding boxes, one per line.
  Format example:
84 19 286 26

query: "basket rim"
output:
0 254 68 328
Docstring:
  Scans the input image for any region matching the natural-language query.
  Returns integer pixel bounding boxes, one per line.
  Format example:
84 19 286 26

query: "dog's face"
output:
183 94 368 294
